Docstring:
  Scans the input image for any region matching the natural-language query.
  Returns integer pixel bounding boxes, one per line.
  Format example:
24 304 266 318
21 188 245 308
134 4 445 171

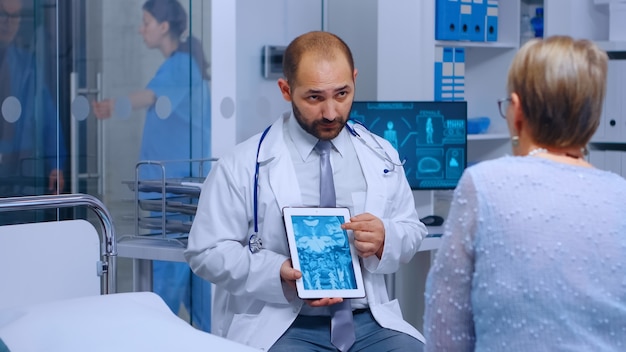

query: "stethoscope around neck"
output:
345 119 406 173
247 119 406 253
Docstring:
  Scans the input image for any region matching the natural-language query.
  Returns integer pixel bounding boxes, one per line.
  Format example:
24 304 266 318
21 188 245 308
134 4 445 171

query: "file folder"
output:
459 0 473 41
485 0 498 41
470 0 486 42
435 0 461 41
435 47 444 100
435 47 455 101
453 48 465 101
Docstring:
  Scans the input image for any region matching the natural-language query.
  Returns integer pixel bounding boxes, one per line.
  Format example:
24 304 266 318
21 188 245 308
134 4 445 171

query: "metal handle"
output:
70 72 79 194
70 71 105 197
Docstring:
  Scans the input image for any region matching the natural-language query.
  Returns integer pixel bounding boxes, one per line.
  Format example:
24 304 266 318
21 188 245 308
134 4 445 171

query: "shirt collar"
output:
287 111 349 161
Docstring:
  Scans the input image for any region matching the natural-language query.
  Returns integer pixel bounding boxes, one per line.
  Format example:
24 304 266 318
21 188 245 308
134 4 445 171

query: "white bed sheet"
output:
0 292 260 352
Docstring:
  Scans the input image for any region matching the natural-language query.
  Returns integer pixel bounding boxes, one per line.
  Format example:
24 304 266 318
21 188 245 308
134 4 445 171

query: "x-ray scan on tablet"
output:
282 207 365 299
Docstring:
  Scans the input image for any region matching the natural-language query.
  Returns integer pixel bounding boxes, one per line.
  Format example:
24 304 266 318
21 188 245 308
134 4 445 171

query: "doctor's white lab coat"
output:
185 112 427 350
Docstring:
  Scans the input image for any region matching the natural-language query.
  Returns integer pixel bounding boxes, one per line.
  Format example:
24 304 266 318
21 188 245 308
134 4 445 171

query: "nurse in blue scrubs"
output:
92 0 211 332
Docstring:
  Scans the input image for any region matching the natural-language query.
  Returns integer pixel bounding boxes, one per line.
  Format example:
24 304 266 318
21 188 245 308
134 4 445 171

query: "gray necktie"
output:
315 140 355 351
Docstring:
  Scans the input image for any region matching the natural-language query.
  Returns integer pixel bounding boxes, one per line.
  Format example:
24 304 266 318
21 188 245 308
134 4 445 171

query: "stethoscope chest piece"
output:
248 233 263 253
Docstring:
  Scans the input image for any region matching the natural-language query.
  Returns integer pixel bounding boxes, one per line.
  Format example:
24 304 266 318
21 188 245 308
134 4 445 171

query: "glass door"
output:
67 0 211 238
0 0 67 224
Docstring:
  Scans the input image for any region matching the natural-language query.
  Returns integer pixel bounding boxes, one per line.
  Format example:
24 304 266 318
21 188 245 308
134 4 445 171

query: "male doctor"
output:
185 31 427 351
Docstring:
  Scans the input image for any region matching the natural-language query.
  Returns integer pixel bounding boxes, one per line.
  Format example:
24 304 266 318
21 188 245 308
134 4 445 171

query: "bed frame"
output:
0 194 117 309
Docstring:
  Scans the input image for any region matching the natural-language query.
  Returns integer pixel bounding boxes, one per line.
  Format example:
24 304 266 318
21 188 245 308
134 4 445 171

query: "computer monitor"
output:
349 101 467 190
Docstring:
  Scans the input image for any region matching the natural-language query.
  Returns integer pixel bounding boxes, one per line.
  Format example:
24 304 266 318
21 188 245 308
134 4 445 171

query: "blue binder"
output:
435 0 461 41
435 47 455 101
486 0 498 41
434 47 444 101
470 0 486 42
453 48 465 101
459 0 473 41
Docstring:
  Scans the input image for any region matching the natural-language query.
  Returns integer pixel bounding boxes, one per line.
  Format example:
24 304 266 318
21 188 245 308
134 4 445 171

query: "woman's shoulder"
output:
464 156 517 175
157 52 196 73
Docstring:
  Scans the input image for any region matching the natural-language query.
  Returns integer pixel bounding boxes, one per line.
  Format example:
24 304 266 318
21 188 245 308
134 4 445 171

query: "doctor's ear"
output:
278 78 292 102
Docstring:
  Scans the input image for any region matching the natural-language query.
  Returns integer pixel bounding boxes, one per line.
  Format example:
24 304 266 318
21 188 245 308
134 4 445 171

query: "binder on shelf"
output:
459 0 473 41
435 0 460 41
470 0 486 42
435 47 455 101
453 48 465 101
434 47 443 100
485 0 498 42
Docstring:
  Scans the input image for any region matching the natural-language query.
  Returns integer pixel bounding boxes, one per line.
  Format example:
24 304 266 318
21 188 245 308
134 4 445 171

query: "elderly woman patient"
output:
423 36 626 351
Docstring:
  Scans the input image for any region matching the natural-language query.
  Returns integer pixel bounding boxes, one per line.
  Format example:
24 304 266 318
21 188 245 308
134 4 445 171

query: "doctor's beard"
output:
291 101 348 141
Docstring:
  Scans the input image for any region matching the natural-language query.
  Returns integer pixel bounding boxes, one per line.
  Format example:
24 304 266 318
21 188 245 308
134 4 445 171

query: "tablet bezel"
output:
282 207 365 299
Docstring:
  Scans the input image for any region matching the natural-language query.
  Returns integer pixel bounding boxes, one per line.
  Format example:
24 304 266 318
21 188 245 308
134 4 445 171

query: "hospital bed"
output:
0 194 259 352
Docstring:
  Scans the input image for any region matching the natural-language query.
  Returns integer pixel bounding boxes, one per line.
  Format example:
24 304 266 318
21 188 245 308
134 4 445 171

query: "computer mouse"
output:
419 215 444 226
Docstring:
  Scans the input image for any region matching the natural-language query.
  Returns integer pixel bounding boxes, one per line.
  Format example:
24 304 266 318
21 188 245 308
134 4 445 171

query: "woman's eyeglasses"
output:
497 97 511 119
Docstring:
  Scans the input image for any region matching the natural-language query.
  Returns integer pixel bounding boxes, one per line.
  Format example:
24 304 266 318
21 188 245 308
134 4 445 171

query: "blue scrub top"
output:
139 51 211 180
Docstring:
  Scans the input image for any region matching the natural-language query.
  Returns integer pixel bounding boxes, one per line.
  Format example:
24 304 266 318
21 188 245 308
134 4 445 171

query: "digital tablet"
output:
282 207 365 299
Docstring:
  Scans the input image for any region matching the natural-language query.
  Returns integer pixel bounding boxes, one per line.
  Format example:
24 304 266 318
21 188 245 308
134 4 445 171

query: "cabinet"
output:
543 0 626 177
433 0 546 164
429 0 552 220
588 46 626 178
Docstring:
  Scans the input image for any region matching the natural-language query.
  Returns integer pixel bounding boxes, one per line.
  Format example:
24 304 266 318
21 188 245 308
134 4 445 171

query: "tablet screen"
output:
282 207 365 299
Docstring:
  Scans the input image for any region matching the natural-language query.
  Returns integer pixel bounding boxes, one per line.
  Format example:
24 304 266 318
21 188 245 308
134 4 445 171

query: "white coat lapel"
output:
351 132 387 216
257 114 302 210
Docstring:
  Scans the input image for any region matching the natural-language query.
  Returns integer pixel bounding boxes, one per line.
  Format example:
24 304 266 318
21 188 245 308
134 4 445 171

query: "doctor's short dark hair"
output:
282 31 355 86
507 35 608 148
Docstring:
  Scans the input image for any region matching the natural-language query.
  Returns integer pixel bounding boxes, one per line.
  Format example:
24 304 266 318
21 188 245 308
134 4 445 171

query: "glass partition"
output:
1 0 212 328
0 0 66 224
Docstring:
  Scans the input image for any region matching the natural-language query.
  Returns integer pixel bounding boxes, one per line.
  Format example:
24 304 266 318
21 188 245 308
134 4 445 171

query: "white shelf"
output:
595 41 626 52
435 40 518 49
418 236 441 252
468 133 510 141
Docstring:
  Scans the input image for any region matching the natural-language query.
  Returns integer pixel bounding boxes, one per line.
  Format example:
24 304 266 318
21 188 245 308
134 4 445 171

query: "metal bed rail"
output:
0 193 117 293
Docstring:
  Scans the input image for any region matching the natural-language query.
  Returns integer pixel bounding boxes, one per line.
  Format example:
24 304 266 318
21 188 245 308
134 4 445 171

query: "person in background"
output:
423 35 626 351
185 30 427 351
92 0 211 332
0 0 66 224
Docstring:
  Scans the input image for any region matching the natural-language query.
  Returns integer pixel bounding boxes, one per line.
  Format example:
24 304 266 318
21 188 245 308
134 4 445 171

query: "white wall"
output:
544 0 609 40
211 0 323 158
325 0 378 101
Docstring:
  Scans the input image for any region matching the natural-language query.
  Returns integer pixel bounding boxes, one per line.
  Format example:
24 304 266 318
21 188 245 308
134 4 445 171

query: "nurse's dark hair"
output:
282 31 354 86
142 0 209 80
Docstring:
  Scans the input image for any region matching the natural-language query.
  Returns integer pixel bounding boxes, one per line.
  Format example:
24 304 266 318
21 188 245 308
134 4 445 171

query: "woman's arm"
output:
92 89 156 119
423 171 479 352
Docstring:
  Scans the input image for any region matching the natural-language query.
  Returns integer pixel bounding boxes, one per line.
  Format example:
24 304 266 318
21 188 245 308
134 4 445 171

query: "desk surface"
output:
117 236 187 262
